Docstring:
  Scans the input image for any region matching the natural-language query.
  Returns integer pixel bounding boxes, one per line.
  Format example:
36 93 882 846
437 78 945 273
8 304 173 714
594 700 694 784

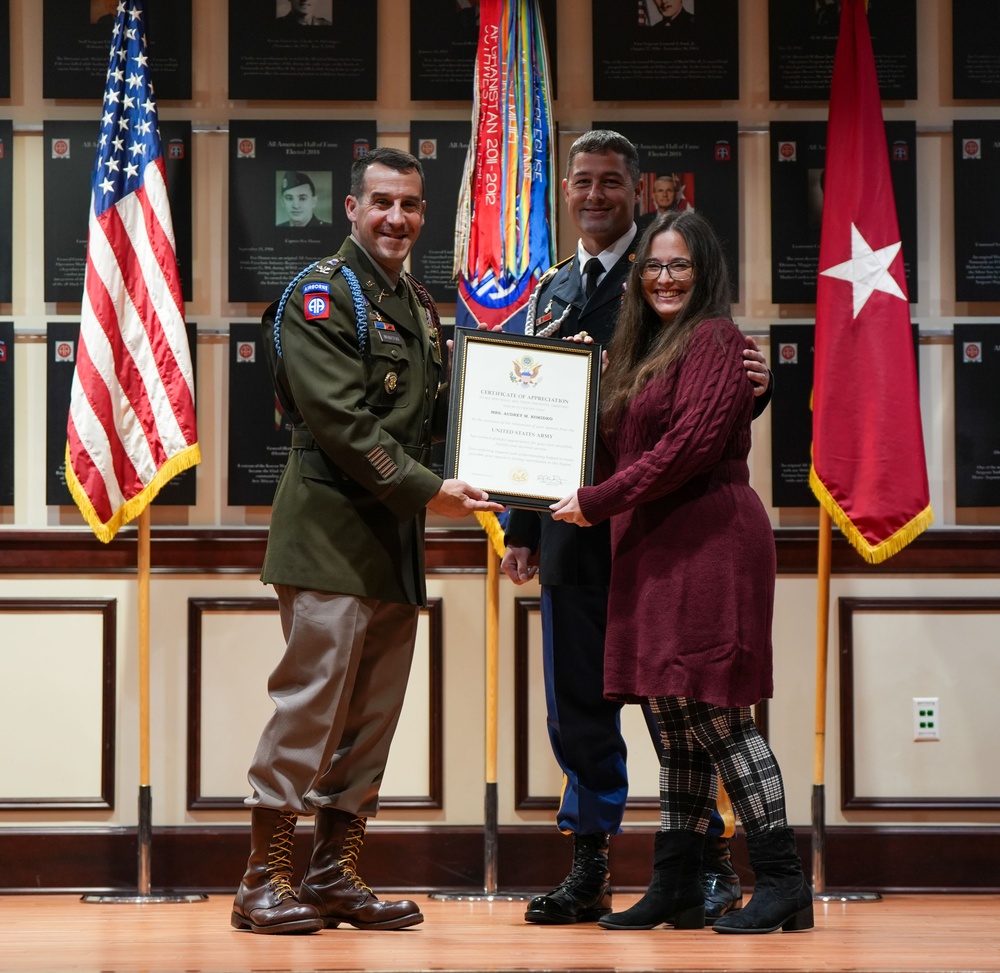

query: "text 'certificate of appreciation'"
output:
444 329 601 509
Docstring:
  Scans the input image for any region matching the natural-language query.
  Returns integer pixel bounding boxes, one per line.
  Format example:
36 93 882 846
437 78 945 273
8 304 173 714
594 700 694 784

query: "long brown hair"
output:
600 211 733 432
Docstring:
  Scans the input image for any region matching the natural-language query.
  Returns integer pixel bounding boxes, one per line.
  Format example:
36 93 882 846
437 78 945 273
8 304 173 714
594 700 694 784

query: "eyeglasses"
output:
639 259 694 281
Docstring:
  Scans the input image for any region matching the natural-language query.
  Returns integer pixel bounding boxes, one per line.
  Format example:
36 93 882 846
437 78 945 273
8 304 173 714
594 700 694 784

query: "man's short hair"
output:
281 171 315 194
350 147 425 197
565 130 641 186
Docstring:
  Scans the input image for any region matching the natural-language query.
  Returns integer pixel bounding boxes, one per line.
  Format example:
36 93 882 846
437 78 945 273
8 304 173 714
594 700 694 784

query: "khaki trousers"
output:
246 584 419 816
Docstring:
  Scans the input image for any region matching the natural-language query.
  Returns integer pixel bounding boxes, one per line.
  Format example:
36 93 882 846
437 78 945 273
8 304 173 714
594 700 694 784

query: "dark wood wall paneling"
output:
1 826 998 895
2 526 1000 575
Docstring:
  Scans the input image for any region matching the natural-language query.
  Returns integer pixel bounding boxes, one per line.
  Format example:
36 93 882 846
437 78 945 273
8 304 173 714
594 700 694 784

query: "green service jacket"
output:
260 237 447 606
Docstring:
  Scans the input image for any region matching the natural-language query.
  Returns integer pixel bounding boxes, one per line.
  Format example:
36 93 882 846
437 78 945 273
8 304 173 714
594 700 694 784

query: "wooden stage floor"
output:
2 892 999 973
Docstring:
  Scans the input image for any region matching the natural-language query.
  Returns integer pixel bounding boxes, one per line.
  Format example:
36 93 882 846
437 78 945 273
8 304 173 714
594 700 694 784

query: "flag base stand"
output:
810 784 882 905
81 786 208 905
429 784 535 902
81 893 208 904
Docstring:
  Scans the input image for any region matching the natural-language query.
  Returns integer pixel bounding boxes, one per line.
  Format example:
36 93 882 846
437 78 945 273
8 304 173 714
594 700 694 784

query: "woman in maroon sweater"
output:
551 211 812 936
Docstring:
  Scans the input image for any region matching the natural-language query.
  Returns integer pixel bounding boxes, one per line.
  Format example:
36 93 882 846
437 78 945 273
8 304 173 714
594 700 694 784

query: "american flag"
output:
66 0 199 544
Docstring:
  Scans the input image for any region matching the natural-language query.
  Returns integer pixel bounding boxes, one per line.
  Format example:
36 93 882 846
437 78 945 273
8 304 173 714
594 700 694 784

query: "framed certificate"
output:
444 329 601 510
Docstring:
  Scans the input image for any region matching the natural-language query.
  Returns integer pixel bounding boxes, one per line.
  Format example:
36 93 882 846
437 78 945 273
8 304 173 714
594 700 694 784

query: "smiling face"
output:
346 162 426 279
563 150 641 254
641 229 695 324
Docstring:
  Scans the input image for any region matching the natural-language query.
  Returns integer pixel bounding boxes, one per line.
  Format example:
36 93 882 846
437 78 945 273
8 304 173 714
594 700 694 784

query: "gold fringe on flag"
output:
475 509 507 559
65 441 202 545
809 466 933 565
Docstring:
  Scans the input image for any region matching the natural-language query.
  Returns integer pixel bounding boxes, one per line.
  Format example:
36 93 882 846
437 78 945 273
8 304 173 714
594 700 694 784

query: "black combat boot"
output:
298 808 424 930
701 834 743 923
598 830 705 930
231 808 325 934
713 827 813 934
524 832 612 924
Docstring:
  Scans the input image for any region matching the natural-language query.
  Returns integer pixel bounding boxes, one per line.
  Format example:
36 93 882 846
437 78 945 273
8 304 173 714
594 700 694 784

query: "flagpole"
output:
431 539 532 901
811 508 880 903
83 510 205 904
811 507 832 895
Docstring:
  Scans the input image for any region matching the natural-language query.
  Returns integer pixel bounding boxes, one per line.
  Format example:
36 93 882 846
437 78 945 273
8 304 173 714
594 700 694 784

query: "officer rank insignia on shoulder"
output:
315 257 341 276
302 281 330 320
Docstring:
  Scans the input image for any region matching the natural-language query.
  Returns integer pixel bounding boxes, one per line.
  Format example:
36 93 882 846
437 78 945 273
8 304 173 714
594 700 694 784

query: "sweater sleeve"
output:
578 320 753 524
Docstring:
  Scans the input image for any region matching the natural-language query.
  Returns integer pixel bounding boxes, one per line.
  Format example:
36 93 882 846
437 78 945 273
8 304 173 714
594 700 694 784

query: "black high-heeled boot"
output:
713 827 813 934
597 830 705 931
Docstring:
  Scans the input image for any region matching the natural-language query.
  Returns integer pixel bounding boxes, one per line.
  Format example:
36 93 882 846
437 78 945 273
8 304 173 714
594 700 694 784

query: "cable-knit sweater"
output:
577 318 776 707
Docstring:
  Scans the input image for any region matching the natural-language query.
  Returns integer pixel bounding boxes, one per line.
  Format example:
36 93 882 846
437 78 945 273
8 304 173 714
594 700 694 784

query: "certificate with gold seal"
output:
444 329 602 510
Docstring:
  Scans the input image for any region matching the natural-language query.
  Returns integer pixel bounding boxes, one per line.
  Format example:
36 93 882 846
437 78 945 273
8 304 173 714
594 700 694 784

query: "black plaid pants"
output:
646 696 788 836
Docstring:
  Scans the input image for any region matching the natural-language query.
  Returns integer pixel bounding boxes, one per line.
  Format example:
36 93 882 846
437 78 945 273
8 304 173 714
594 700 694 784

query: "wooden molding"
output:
1 526 999 575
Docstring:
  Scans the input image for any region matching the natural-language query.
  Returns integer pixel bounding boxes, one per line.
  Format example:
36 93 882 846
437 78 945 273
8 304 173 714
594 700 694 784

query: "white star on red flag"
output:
819 222 907 318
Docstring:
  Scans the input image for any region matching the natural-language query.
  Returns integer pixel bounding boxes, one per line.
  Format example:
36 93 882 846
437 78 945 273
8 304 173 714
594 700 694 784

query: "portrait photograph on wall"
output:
593 119 740 293
952 0 1000 99
769 119 917 304
953 120 1000 303
593 0 738 101
227 119 376 303
228 323 293 507
0 119 11 303
43 0 192 100
410 0 557 101
953 324 1000 507
0 321 12 506
409 120 472 306
228 0 376 100
768 0 916 101
42 120 193 304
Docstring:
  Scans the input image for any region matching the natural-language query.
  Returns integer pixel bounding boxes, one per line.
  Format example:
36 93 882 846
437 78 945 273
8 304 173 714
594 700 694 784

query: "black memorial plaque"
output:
953 121 1000 303
0 0 9 99
45 322 79 506
769 324 817 507
768 0 917 101
770 119 917 304
768 0 916 102
43 120 194 304
594 120 740 294
410 0 557 101
229 0 376 101
410 121 472 305
228 322 293 507
0 119 11 303
151 321 198 506
43 0 191 100
228 119 376 304
593 0 738 101
954 324 1000 507
0 321 12 505
953 0 1000 100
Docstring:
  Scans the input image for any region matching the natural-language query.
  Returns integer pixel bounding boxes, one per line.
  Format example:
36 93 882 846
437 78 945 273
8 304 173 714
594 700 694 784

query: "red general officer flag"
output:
66 0 200 543
810 0 932 563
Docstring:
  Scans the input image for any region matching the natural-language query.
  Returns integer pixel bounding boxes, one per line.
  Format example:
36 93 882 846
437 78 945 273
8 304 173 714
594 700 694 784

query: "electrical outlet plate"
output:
913 696 940 742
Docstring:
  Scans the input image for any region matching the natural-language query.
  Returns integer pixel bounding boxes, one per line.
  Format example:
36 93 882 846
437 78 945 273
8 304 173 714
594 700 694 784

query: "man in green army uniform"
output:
231 147 502 935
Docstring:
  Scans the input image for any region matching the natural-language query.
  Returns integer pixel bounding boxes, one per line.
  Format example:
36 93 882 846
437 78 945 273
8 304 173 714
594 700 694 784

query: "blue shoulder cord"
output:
272 260 369 358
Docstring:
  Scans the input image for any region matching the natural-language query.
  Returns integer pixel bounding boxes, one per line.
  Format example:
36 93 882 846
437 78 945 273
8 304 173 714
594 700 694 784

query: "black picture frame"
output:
444 328 601 510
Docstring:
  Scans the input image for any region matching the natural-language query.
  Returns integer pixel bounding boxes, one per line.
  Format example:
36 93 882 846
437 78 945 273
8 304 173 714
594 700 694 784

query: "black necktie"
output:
583 257 602 300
